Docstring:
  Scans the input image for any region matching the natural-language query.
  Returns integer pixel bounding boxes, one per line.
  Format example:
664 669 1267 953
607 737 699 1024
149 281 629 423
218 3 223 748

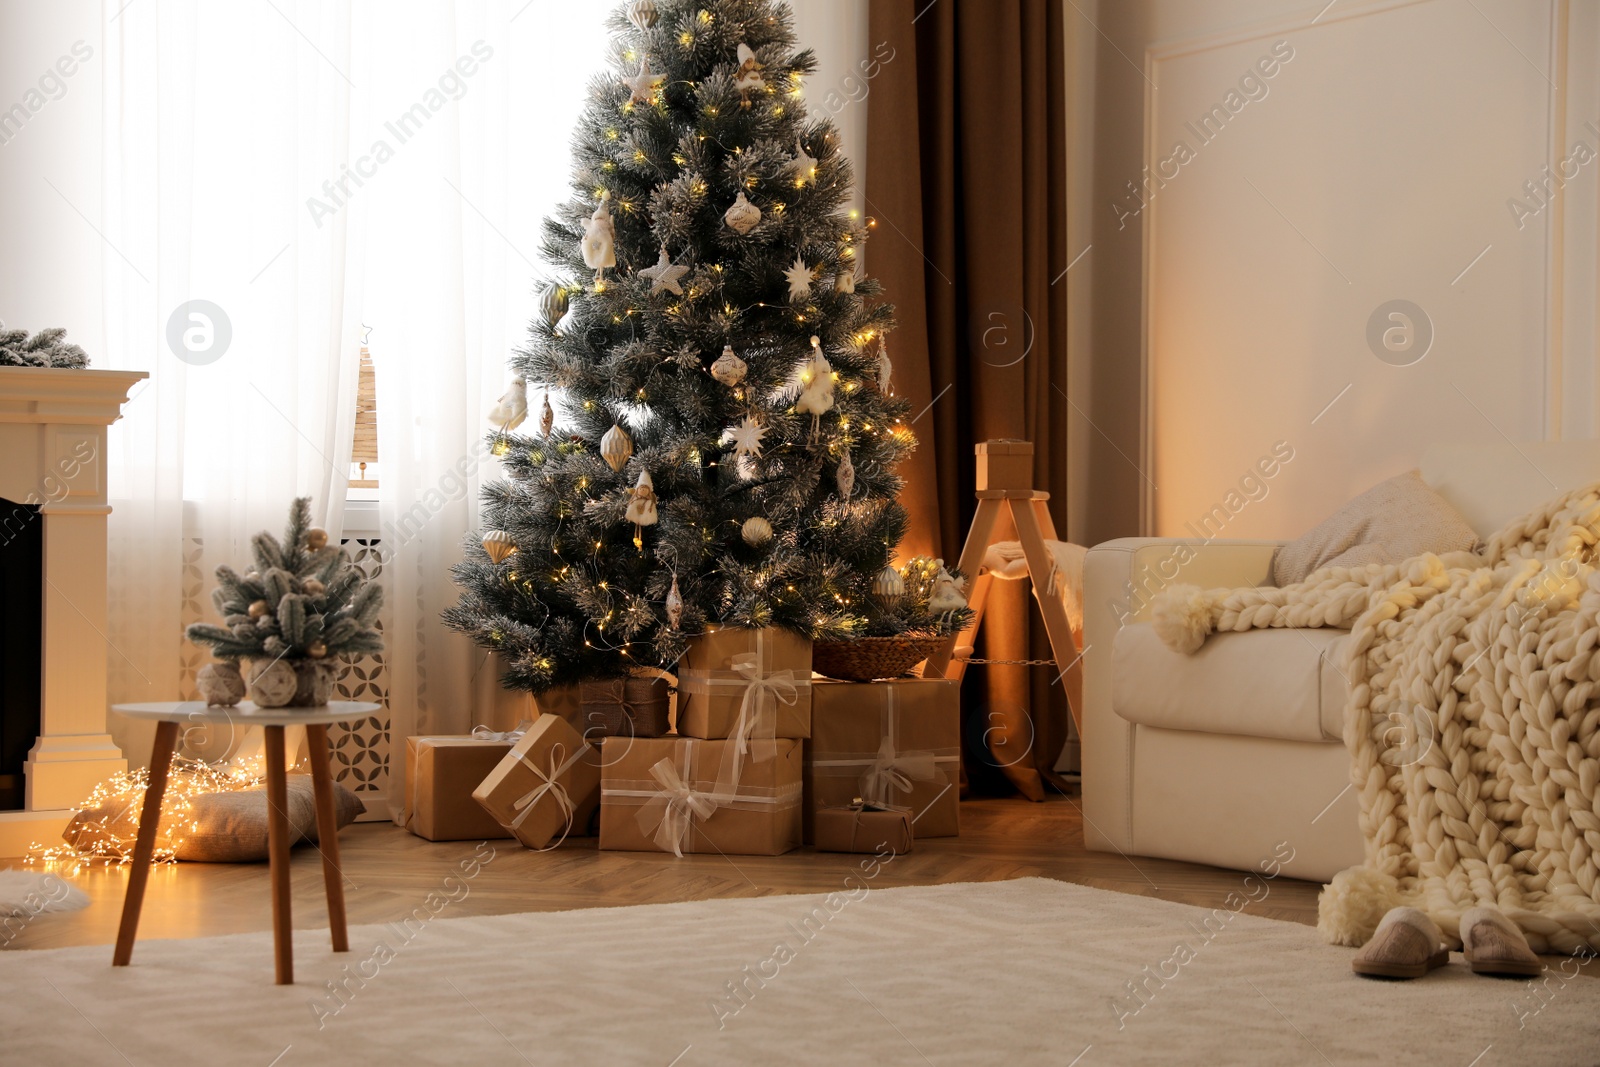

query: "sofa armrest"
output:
1080 538 1283 855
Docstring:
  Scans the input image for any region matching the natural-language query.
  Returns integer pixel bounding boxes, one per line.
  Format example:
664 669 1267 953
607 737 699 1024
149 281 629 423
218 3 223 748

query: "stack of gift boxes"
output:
402 628 960 856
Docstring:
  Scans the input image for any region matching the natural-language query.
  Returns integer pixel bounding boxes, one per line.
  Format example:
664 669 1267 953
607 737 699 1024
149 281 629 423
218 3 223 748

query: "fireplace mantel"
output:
0 367 146 857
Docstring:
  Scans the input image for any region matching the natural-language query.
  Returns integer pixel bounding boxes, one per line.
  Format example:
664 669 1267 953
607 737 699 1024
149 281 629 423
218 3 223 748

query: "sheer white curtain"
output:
101 0 610 788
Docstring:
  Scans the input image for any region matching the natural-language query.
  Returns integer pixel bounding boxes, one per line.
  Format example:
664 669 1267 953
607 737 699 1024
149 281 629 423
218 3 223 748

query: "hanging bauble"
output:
306 527 329 550
724 192 762 234
835 268 857 295
581 192 616 275
489 376 528 430
734 43 765 96
665 573 683 630
877 339 893 393
872 565 905 603
601 424 634 473
306 640 328 660
302 578 326 596
836 448 855 501
785 253 817 303
482 530 517 564
710 344 747 386
741 516 774 547
540 284 569 327
196 661 245 707
539 393 555 437
627 0 659 30
625 470 658 548
248 599 270 618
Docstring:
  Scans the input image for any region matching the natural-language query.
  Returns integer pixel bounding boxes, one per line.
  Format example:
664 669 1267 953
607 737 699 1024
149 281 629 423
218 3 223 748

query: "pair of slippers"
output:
1352 906 1543 979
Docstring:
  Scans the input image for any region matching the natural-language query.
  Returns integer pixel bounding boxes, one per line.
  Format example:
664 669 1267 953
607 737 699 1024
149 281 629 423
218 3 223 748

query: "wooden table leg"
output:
112 720 180 967
305 723 349 953
264 725 294 985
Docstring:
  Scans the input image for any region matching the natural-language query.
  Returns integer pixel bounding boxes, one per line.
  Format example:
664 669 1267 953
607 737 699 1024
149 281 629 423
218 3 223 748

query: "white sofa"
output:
1081 441 1600 883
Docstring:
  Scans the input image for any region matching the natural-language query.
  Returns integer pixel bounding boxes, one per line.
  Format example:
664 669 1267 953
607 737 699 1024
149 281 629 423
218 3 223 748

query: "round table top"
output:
112 700 382 726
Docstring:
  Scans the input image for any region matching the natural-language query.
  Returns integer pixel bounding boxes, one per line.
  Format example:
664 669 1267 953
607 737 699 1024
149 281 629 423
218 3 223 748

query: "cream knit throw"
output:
1151 483 1600 954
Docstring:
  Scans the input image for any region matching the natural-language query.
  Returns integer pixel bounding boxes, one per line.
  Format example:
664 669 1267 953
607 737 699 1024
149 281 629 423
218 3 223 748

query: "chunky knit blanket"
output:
1151 484 1600 953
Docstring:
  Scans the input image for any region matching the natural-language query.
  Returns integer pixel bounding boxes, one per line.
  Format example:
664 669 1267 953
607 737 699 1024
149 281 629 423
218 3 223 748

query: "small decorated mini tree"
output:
186 498 383 707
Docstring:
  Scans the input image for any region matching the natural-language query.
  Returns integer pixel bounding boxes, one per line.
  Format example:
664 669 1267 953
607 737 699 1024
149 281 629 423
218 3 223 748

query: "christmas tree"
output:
446 0 966 692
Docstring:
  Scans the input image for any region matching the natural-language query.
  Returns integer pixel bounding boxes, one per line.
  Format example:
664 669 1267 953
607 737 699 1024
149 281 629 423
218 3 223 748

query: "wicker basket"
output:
812 635 951 683
579 676 673 737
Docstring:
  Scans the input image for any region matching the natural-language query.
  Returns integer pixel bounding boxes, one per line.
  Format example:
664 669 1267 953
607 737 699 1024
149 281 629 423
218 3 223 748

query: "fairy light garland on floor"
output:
26 757 262 872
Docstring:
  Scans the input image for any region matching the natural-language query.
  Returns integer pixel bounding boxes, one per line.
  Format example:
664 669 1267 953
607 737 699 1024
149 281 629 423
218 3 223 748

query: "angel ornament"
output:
581 192 617 280
795 335 835 440
734 43 765 98
625 469 658 548
928 564 969 624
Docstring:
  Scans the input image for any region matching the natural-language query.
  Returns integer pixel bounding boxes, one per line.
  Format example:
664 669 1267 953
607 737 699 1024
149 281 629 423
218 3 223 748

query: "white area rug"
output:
2 877 1595 1065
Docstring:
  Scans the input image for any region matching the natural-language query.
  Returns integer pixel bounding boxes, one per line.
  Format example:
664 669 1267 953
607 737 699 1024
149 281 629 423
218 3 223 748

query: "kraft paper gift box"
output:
473 714 602 850
598 736 802 856
404 727 534 841
812 803 914 855
676 628 812 775
804 678 960 841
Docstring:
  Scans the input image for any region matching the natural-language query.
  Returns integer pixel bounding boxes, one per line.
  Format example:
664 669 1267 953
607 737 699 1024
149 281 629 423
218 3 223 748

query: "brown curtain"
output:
866 0 1072 800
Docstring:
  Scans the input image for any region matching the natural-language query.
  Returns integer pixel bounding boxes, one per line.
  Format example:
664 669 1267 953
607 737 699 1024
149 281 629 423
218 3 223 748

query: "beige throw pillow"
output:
63 775 364 863
1272 469 1480 586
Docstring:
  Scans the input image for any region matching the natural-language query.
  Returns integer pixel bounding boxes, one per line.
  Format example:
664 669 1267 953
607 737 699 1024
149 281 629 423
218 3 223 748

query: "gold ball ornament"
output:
741 516 774 547
601 424 635 473
307 640 328 659
482 530 517 565
306 527 329 550
248 600 270 618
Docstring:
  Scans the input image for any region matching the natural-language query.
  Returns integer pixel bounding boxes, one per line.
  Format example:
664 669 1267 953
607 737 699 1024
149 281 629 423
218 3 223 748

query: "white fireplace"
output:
0 367 146 856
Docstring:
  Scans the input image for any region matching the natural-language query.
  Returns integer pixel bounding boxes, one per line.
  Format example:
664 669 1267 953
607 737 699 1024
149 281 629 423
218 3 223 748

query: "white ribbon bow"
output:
638 757 720 858
720 653 798 786
508 742 584 851
859 735 939 807
472 722 531 743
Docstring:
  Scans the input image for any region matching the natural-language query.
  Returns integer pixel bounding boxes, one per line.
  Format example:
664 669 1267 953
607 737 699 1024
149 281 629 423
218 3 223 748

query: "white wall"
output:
1071 0 1600 540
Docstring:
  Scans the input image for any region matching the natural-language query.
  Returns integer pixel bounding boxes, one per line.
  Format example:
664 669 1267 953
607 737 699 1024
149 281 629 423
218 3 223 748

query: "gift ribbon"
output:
602 738 800 857
508 740 593 852
859 735 940 807
677 630 808 789
810 685 956 808
583 682 657 735
471 721 533 743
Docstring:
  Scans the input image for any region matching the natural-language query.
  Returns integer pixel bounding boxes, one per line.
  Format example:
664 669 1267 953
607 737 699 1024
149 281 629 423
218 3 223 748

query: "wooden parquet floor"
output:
3 795 1332 952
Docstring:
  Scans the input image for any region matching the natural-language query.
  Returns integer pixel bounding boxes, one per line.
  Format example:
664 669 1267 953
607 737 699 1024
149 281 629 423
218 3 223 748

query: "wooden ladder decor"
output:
923 440 1084 733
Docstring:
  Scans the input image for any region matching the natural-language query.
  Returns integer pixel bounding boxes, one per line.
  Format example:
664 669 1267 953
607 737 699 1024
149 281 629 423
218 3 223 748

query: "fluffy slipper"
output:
1460 907 1543 978
1352 907 1450 979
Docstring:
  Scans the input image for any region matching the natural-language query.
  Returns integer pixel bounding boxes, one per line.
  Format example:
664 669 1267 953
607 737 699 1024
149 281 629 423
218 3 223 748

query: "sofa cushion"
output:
1112 623 1349 742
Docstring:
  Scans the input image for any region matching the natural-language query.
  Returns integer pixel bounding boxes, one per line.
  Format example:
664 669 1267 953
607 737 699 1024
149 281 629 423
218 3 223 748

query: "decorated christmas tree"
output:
446 0 967 692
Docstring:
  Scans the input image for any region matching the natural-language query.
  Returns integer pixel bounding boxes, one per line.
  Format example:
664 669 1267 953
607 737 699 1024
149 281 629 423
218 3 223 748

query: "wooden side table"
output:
109 700 381 985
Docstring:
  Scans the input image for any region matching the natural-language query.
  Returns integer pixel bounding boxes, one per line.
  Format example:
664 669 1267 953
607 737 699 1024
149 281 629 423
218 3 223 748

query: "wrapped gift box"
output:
676 627 812 744
805 678 960 840
813 803 913 855
579 675 672 738
403 729 531 841
473 714 602 850
599 736 802 856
